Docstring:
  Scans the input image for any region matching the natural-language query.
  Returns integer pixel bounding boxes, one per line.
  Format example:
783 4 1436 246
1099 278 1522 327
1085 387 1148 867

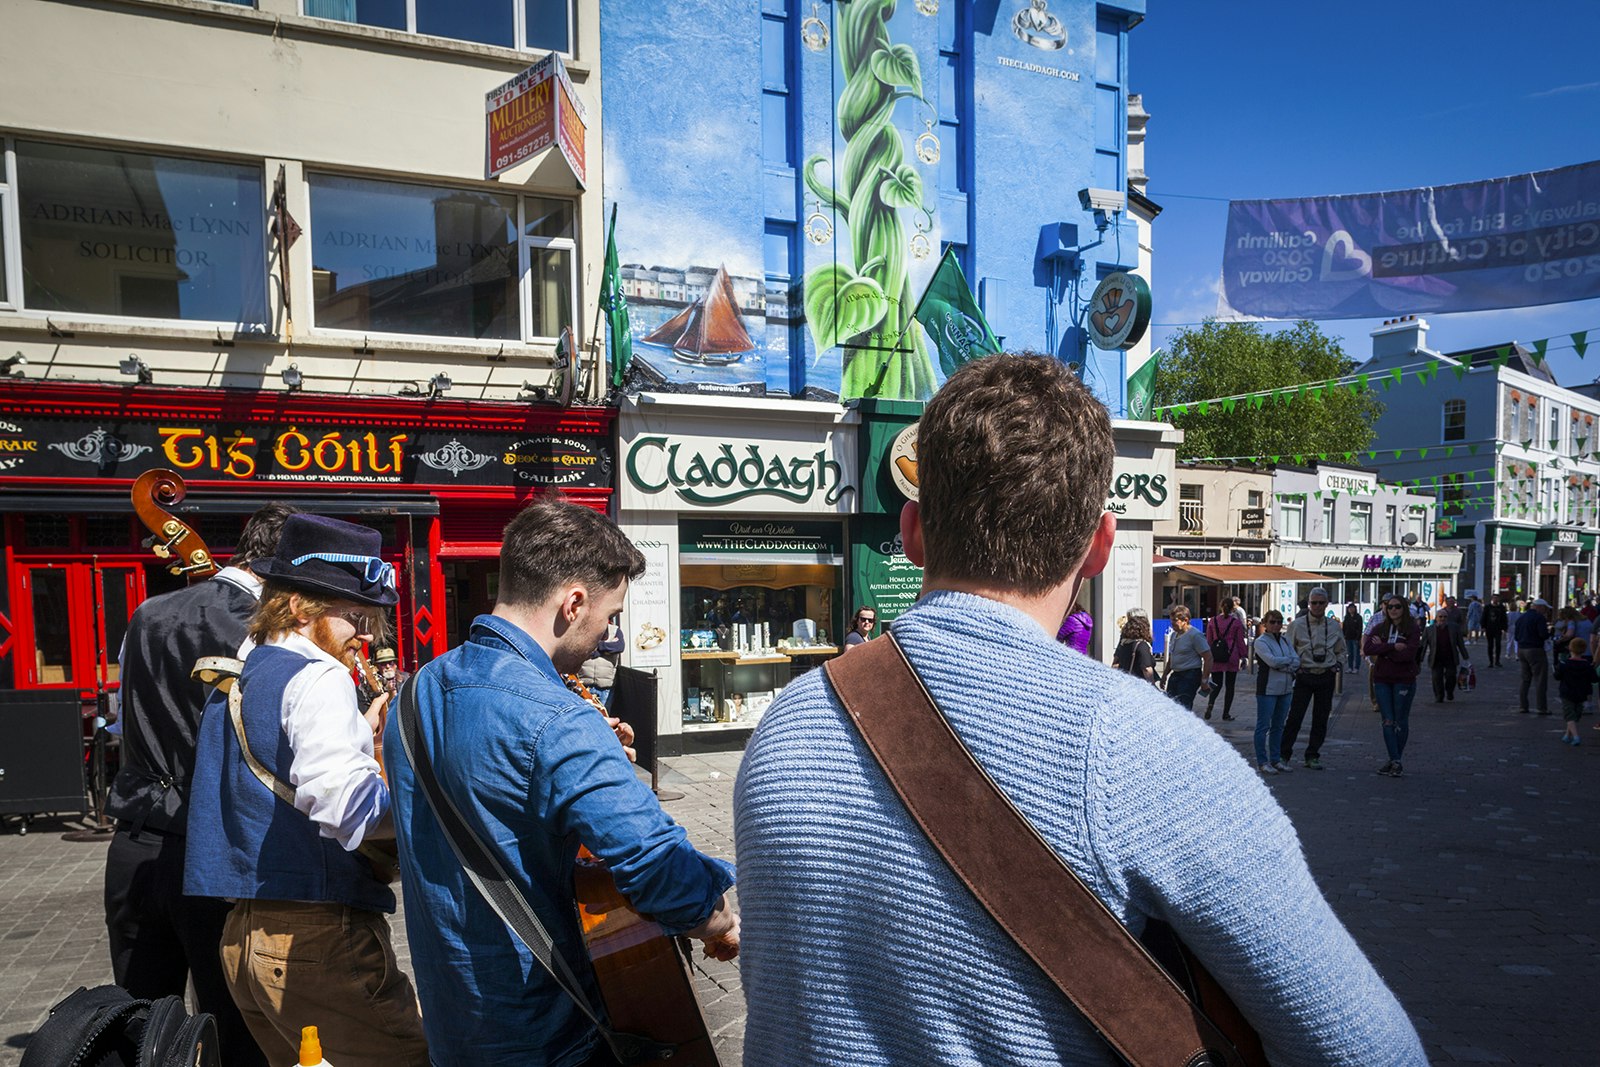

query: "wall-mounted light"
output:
281 364 304 391
427 372 452 398
119 354 153 384
1 353 26 378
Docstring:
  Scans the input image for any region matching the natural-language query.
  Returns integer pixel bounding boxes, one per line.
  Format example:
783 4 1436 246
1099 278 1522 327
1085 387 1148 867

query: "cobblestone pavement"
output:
3 648 1595 1065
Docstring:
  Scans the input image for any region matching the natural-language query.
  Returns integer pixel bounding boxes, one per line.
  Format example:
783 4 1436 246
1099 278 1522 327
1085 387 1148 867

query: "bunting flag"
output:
1126 353 1160 421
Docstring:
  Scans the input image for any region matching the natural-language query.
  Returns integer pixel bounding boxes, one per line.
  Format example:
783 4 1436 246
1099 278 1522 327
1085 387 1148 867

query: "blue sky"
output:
1134 1 1600 386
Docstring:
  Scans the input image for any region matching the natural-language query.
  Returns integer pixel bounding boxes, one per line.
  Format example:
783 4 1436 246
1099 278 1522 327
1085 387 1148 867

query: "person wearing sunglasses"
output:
844 606 878 649
1281 587 1342 769
1365 599 1421 778
185 514 429 1066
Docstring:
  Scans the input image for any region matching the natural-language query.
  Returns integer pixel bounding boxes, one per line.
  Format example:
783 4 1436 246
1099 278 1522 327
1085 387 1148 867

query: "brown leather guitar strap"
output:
824 633 1245 1067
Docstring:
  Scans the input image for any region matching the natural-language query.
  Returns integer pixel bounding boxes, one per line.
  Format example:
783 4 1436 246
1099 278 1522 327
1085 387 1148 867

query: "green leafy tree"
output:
1154 320 1383 461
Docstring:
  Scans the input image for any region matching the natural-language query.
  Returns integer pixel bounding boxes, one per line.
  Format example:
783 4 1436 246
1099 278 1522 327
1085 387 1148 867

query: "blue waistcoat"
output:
184 644 394 913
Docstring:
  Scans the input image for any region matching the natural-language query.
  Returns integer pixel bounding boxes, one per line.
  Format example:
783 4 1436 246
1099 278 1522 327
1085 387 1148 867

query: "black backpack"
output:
20 986 220 1067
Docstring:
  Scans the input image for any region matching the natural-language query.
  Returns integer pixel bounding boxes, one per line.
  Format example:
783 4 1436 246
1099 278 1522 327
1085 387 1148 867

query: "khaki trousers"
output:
220 899 429 1067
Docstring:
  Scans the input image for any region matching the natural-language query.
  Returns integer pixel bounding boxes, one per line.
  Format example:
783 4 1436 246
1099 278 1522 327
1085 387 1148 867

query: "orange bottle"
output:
298 1026 329 1067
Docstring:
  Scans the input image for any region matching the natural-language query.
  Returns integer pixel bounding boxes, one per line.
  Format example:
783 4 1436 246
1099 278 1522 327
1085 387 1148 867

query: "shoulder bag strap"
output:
825 634 1246 1067
393 677 673 1066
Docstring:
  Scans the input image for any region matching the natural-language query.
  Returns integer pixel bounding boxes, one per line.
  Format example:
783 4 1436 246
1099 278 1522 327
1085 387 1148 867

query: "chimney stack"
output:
1371 314 1429 361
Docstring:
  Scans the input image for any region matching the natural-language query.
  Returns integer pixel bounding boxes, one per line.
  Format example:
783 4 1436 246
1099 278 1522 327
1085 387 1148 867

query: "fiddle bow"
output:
131 468 217 580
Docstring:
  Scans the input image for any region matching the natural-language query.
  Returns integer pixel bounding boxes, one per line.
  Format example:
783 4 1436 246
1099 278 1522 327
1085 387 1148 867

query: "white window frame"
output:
305 171 577 347
518 197 578 344
1279 501 1304 541
1441 398 1466 443
1321 499 1336 542
1548 403 1562 449
0 137 269 332
302 0 574 54
1385 504 1398 544
0 139 18 311
1349 501 1372 544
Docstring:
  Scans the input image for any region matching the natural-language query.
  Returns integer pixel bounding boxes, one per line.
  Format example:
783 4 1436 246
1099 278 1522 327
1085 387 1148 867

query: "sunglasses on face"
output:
333 609 376 632
1309 600 1328 606
856 616 876 625
1386 603 1405 611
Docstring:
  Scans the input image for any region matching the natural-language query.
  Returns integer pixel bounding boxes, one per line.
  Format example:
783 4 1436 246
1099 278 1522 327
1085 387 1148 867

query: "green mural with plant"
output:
803 0 939 401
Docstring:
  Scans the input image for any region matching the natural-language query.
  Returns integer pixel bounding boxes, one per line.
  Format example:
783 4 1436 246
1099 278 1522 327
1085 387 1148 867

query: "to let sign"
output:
486 54 587 181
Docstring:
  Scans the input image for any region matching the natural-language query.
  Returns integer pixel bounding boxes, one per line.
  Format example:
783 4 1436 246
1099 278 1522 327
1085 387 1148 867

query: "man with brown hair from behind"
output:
734 353 1425 1066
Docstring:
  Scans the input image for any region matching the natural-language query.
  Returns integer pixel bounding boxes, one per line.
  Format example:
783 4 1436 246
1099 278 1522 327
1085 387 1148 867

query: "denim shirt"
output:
385 615 735 1066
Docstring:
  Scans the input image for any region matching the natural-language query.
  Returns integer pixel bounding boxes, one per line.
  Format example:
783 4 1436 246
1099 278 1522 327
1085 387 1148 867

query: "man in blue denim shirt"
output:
386 500 739 1066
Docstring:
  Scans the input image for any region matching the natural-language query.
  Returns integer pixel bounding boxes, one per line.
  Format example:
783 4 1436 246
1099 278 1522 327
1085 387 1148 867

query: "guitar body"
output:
573 853 720 1066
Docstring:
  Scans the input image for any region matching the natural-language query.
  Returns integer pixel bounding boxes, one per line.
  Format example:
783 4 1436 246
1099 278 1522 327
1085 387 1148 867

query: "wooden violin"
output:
131 468 217 580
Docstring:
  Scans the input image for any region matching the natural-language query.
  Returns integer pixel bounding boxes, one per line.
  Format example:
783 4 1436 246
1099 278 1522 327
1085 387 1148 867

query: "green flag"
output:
600 204 634 390
914 247 1002 377
1127 353 1159 420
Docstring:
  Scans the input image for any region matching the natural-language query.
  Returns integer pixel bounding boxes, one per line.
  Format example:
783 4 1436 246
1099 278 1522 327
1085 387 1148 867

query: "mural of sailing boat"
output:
641 264 755 366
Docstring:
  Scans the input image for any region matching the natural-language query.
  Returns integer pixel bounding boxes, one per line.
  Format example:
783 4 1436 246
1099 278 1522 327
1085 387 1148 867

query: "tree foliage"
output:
1153 320 1384 461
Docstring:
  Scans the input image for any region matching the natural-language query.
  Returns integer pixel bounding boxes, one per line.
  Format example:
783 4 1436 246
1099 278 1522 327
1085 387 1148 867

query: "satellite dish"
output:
1402 533 1419 546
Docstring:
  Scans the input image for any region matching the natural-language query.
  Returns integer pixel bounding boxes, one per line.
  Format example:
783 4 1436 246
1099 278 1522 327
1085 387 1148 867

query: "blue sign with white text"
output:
1221 159 1600 319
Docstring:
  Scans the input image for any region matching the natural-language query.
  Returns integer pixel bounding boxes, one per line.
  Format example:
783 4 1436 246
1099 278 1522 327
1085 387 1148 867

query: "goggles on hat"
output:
292 552 396 590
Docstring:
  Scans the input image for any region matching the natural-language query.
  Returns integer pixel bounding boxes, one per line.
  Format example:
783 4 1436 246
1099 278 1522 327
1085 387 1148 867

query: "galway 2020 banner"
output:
1221 159 1600 319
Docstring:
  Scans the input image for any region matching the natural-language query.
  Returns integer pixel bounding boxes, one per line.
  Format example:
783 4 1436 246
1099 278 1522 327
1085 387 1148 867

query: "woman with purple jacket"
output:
1204 596 1249 721
1056 599 1094 655
1364 596 1422 778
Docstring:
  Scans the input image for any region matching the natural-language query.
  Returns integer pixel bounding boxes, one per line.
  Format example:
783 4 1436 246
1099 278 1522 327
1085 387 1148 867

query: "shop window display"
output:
678 567 840 730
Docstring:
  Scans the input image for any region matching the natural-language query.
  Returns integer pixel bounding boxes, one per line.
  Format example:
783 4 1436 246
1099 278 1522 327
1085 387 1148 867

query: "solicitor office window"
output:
1349 502 1372 544
1442 398 1466 442
9 140 267 325
309 174 574 341
303 0 572 53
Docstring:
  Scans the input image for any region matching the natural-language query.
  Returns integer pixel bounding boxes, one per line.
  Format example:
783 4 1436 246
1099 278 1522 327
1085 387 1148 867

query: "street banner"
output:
553 58 587 186
601 204 634 388
1221 159 1600 319
913 247 1002 376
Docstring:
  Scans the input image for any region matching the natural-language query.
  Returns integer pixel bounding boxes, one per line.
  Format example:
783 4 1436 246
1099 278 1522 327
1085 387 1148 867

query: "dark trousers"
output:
1518 647 1549 712
1281 670 1337 762
1206 670 1238 716
1432 657 1458 700
105 828 269 1067
1485 629 1505 666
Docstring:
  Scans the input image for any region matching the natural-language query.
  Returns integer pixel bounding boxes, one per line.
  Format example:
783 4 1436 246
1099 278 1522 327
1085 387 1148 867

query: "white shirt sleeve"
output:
274 635 387 851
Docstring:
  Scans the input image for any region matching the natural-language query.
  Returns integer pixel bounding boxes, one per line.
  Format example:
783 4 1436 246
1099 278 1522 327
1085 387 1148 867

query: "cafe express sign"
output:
622 427 857 513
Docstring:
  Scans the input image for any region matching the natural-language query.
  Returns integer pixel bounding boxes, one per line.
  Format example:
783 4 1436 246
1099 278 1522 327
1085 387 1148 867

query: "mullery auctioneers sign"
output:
485 54 588 182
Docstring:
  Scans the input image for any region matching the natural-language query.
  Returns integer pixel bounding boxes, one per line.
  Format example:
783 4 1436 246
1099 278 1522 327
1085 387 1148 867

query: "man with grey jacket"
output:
1281 587 1344 769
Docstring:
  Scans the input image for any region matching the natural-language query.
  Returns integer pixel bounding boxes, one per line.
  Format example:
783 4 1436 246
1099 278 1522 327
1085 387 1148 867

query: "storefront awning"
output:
1167 564 1329 584
2 492 440 515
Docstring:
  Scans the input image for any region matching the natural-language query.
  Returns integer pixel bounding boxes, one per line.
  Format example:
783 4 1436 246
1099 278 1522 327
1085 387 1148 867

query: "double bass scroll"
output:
131 469 217 579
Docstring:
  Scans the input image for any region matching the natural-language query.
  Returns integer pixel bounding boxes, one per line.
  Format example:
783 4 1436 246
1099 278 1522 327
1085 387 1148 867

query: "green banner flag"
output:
913 246 1002 376
1533 338 1548 364
1126 353 1159 420
1575 331 1590 358
600 203 634 390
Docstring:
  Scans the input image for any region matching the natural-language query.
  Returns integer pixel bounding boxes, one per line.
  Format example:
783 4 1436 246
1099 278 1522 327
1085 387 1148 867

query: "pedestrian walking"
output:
1251 610 1298 775
1161 605 1213 711
1482 595 1509 666
1466 595 1483 641
1203 596 1247 720
1111 614 1158 684
1420 613 1468 702
1365 596 1421 778
1281 587 1342 769
1515 598 1552 715
1341 602 1364 670
1506 599 1523 658
1554 637 1592 746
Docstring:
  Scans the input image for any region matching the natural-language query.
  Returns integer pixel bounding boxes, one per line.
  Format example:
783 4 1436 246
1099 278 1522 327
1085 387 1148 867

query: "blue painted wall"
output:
601 0 1145 404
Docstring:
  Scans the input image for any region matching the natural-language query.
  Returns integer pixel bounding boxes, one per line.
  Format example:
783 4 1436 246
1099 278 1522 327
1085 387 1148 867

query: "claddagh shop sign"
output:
625 436 855 508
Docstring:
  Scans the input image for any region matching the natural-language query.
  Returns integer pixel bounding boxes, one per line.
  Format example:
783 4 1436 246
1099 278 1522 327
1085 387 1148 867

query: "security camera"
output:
1078 187 1126 214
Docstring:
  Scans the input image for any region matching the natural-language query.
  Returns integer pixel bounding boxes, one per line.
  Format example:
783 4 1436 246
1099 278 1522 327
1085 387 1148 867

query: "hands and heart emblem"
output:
1320 229 1373 281
894 440 919 488
1091 287 1134 338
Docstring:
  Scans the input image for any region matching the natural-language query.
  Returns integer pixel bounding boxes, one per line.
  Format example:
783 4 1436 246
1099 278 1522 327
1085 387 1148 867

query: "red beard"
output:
309 616 361 671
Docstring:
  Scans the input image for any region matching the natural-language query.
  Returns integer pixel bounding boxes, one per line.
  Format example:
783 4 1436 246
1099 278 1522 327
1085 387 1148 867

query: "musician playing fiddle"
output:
386 499 738 1067
105 501 299 1067
184 514 428 1067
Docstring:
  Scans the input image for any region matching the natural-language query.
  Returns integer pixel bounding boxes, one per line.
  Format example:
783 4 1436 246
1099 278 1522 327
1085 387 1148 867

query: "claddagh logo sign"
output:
626 436 854 507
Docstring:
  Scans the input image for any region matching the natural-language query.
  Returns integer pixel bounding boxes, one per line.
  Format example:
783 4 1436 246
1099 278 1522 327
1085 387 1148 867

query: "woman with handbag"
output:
1203 597 1247 721
1251 610 1299 775
1162 606 1213 711
1112 615 1158 685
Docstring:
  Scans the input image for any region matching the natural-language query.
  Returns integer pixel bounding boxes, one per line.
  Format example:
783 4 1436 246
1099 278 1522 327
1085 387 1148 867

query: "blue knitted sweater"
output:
735 591 1424 1066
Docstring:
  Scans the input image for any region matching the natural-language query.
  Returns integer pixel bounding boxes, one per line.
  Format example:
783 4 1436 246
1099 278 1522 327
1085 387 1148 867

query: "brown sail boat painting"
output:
641 264 756 365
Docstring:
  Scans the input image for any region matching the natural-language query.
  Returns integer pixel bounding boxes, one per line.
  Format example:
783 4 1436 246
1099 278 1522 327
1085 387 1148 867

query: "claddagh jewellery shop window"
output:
676 519 843 732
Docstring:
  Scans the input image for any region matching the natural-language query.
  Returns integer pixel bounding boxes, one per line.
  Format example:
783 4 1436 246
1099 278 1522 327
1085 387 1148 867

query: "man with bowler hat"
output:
185 514 428 1067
